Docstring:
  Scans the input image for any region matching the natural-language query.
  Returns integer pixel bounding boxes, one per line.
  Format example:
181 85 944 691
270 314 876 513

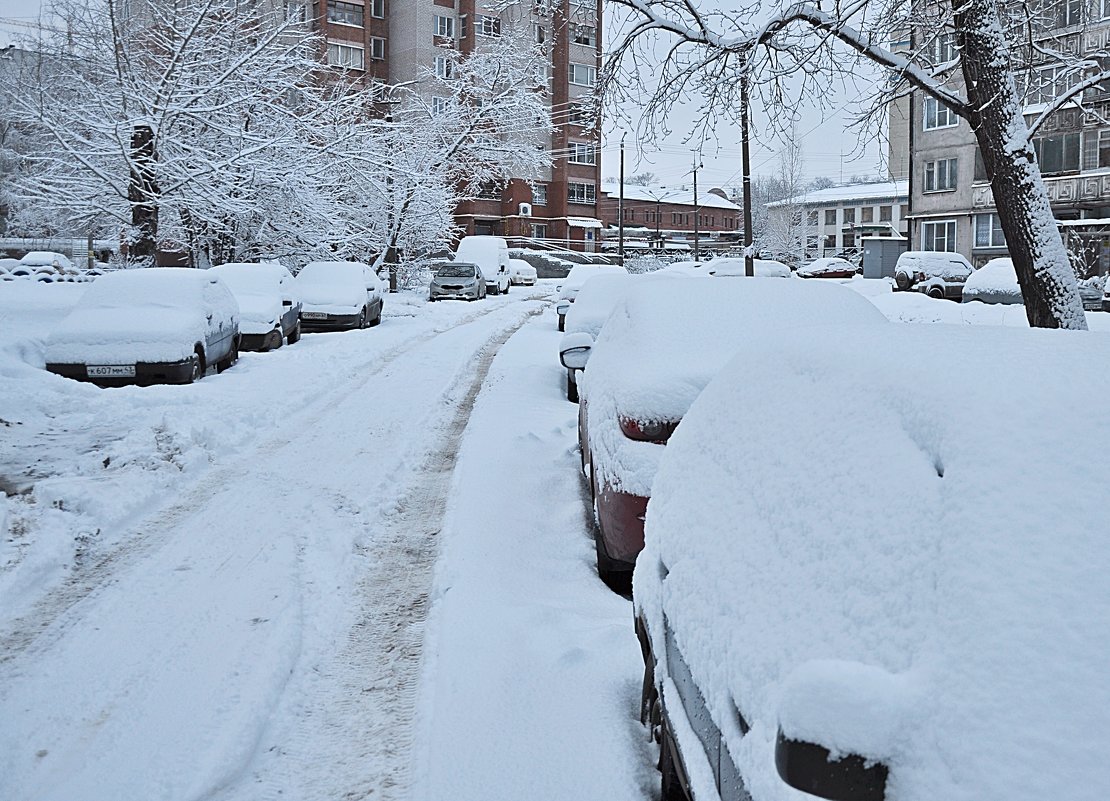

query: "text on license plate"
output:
302 311 329 319
88 364 136 378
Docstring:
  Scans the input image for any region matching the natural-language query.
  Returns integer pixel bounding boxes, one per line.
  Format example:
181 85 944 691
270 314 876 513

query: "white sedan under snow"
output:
509 258 537 286
295 261 383 331
210 262 303 350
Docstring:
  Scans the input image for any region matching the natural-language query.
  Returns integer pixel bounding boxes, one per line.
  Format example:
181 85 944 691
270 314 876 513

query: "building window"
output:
328 1 363 26
533 23 546 43
806 209 818 226
924 158 958 191
824 208 836 226
533 183 548 206
568 103 591 126
532 223 548 239
1057 0 1083 27
933 30 956 64
823 234 837 249
477 15 501 37
921 220 957 251
880 205 893 222
569 63 596 86
568 182 596 204
476 182 502 200
923 96 957 130
327 41 364 69
435 15 454 38
1033 132 1081 175
284 0 307 22
573 25 597 46
369 0 384 18
861 206 874 223
671 212 680 225
435 56 454 79
843 207 856 223
432 96 447 115
568 142 596 165
974 213 1006 248
368 37 385 60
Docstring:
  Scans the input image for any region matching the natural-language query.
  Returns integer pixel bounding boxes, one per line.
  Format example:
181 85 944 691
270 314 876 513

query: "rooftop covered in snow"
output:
602 185 740 211
766 179 908 209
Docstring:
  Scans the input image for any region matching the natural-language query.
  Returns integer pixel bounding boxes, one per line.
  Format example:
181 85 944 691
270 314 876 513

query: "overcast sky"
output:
0 0 885 190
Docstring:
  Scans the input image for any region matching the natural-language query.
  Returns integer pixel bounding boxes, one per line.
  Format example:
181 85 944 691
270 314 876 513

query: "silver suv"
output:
894 251 974 300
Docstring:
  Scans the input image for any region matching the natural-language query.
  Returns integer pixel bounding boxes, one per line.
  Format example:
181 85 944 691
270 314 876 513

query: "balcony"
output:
972 169 1110 209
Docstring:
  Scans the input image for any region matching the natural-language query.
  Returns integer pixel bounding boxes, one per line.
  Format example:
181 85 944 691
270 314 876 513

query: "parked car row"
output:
39 259 385 386
428 236 527 302
553 270 1110 801
1 251 105 283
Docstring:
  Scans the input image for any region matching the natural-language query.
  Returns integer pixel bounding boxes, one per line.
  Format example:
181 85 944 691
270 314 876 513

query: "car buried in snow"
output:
509 258 538 286
797 256 859 279
428 261 487 301
555 263 629 331
209 262 302 350
295 260 383 330
705 257 793 278
577 279 887 590
634 322 1110 801
45 267 240 385
558 272 638 402
893 251 973 299
961 257 1023 306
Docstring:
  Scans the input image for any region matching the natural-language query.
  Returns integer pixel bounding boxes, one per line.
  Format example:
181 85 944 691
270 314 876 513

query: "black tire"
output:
594 508 632 595
895 271 913 291
217 336 239 372
358 307 368 329
188 350 204 383
567 370 579 403
489 283 500 296
287 321 301 344
370 302 382 326
928 287 945 300
266 329 283 351
558 313 565 332
503 281 509 294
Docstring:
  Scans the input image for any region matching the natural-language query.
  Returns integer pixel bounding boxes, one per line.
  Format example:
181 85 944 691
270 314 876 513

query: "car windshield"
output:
436 264 474 278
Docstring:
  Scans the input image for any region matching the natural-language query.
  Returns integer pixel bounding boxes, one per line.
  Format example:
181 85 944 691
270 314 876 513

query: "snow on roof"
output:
602 185 740 211
765 179 908 209
637 322 1110 801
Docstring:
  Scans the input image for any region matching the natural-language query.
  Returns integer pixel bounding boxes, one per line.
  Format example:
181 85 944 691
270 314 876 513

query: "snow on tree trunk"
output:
128 123 158 265
955 0 1087 330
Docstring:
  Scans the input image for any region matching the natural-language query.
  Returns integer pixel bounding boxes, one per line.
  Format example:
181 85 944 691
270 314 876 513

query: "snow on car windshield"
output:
435 263 476 278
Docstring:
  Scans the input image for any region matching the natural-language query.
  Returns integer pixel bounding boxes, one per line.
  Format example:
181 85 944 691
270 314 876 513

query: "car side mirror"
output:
283 298 293 307
775 731 887 801
559 331 594 370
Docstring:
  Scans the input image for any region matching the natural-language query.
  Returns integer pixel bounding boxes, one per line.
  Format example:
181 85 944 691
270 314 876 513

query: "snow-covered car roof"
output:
557 264 628 299
296 261 370 308
562 273 639 341
797 257 855 277
962 257 1022 305
209 263 295 330
706 258 792 278
19 251 75 271
895 250 973 279
637 322 1110 801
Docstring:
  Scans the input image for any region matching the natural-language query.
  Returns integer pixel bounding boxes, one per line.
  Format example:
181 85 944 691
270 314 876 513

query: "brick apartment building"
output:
597 185 743 247
310 0 603 251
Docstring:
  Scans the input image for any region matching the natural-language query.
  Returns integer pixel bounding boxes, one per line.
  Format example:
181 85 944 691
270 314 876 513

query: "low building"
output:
765 180 909 262
598 185 742 251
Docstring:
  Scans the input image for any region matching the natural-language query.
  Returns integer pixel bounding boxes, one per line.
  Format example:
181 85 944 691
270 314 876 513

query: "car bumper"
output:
46 358 195 386
300 311 360 330
430 287 481 300
596 481 649 568
239 331 280 351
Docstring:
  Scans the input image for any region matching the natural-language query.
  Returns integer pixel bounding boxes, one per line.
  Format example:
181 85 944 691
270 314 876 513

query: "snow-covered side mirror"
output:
560 331 594 370
282 298 293 307
775 731 887 801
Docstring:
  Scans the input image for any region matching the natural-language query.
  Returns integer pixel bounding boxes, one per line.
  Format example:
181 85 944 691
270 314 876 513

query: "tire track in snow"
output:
0 296 545 670
217 306 542 801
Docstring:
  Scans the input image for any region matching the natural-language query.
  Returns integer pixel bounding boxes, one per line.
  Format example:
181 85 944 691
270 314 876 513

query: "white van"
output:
455 236 512 295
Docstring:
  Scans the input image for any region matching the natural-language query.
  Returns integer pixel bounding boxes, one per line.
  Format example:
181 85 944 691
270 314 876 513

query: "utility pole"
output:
741 72 754 277
384 110 398 292
618 134 626 264
692 155 701 264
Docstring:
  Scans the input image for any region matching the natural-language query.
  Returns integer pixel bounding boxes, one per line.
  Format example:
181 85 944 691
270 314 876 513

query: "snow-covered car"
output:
509 258 537 286
559 272 637 402
428 261 486 301
209 262 302 350
797 256 859 279
1 257 20 279
45 268 240 385
634 322 1110 801
295 260 383 330
455 235 512 296
579 279 887 589
706 257 792 278
555 263 629 331
893 250 973 299
961 257 1022 305
19 250 76 275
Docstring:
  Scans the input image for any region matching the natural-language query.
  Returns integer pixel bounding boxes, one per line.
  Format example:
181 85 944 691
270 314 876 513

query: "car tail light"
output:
914 271 926 282
619 416 679 444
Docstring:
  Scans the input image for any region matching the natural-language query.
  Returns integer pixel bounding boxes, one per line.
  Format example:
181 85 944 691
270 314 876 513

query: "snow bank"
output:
637 322 1110 801
961 257 1022 305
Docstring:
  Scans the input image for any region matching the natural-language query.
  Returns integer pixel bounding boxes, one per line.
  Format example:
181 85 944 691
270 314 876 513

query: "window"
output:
369 0 384 18
573 25 596 46
974 213 1005 248
924 158 958 191
568 103 591 126
435 15 454 38
923 96 957 130
328 1 363 26
568 142 596 165
283 0 306 22
369 37 385 60
476 182 502 200
921 220 957 252
824 208 836 226
823 234 837 249
533 23 546 44
435 56 454 79
807 210 819 226
432 96 447 115
1057 0 1083 27
880 205 893 222
569 63 596 86
532 223 548 240
327 41 364 69
861 206 874 223
672 212 680 225
933 30 956 64
568 182 596 204
477 15 501 37
1025 65 1082 105
1100 130 1110 169
843 207 856 223
533 183 548 206
1033 132 1081 174
459 15 468 39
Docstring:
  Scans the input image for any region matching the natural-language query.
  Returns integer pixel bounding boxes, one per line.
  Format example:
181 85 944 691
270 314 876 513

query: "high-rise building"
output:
310 0 603 251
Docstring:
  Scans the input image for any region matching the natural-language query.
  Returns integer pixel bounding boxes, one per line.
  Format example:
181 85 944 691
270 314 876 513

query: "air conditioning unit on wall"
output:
519 202 533 217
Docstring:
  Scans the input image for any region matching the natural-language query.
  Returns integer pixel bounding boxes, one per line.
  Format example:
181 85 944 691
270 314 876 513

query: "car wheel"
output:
928 287 945 300
266 329 283 351
371 303 382 326
895 271 913 291
503 281 509 294
489 283 499 296
287 321 301 344
358 307 368 328
217 336 239 372
189 351 204 383
659 717 692 801
558 313 565 332
594 504 632 595
567 370 579 403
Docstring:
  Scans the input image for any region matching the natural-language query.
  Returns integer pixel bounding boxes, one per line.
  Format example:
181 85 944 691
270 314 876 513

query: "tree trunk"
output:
128 124 159 266
954 0 1087 330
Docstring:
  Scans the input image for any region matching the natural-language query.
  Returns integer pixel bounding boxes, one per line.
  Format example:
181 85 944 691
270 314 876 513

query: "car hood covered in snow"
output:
46 307 209 364
295 262 366 309
636 323 1110 801
557 264 628 300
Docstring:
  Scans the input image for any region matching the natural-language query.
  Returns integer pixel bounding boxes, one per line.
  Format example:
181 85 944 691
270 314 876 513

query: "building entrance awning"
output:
567 217 603 229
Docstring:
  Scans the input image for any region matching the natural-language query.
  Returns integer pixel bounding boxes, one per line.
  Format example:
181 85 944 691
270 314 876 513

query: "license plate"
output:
87 364 136 378
302 311 328 320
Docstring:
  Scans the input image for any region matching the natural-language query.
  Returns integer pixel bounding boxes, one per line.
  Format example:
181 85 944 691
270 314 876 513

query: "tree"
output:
627 171 657 186
604 0 1105 329
760 133 807 266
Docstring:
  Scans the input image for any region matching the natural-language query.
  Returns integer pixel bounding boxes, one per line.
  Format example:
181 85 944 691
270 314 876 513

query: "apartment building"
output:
908 8 1110 272
312 0 603 251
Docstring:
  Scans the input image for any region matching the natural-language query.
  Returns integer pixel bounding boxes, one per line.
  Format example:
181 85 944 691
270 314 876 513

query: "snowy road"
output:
0 285 651 801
